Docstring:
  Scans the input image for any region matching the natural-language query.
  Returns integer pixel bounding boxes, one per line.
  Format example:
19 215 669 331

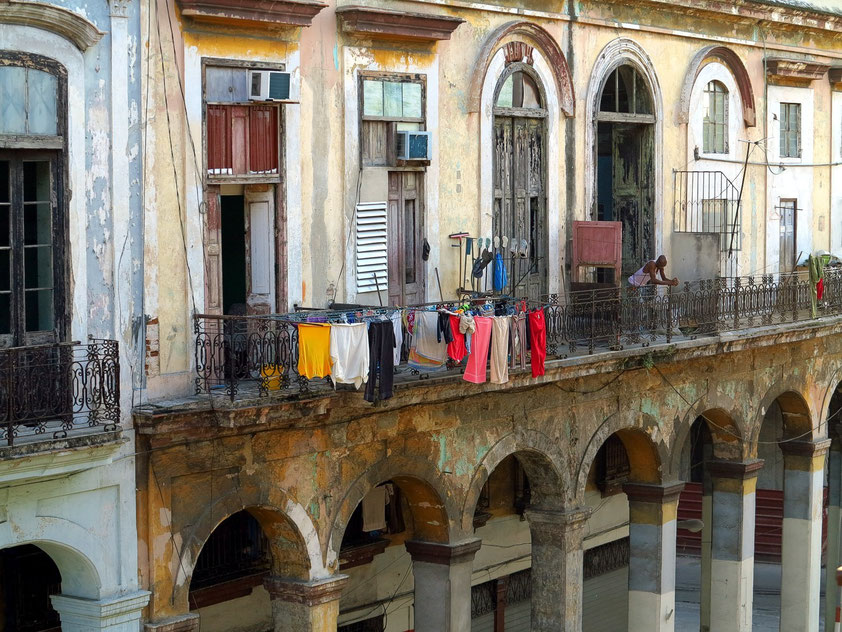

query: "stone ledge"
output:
622 482 685 504
707 458 765 480
336 5 465 42
405 539 482 565
778 438 832 457
263 575 348 606
177 0 327 27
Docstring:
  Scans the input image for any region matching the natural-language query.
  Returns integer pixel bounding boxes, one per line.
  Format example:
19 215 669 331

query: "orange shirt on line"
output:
297 323 332 379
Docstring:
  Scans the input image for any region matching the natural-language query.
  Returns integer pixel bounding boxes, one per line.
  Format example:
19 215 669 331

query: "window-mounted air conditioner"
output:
395 130 431 161
249 70 292 102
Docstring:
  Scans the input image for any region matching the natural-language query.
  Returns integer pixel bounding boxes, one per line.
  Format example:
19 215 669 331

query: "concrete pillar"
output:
779 439 830 632
826 437 842 632
263 575 348 632
699 472 713 632
705 459 763 632
51 591 150 631
404 539 481 632
623 482 684 632
525 507 591 632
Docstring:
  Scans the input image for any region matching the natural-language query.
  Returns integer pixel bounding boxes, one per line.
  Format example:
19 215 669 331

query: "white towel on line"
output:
329 323 369 389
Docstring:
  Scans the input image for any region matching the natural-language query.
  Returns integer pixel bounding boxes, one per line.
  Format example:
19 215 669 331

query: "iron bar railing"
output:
194 271 842 401
0 339 120 446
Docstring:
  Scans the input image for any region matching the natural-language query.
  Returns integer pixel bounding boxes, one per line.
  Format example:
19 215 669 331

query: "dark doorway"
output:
0 544 62 631
220 195 247 316
594 65 656 280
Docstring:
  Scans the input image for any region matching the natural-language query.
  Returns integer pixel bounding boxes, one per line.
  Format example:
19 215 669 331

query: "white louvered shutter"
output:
355 202 388 293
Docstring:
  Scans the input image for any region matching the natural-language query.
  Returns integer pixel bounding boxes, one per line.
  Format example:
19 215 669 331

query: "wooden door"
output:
493 116 547 300
387 172 425 306
612 124 654 279
203 186 223 316
779 200 796 275
244 186 275 315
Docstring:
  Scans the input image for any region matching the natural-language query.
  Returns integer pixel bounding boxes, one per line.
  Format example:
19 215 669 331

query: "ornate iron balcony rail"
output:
0 339 120 446
194 271 842 401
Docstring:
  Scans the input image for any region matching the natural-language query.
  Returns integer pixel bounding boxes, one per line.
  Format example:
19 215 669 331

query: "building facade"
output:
0 0 148 630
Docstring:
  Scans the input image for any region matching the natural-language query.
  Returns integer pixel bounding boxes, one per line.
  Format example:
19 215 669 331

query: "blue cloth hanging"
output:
493 252 507 292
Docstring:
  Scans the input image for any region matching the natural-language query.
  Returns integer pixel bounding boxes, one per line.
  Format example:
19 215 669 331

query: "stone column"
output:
699 471 713 632
623 482 684 632
404 539 481 632
525 507 591 632
779 439 830 632
51 591 150 631
705 459 763 632
263 575 348 632
826 437 842 631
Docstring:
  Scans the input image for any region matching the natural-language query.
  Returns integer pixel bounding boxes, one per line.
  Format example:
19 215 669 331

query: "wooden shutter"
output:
207 105 232 175
203 186 223 315
355 202 388 293
248 106 279 174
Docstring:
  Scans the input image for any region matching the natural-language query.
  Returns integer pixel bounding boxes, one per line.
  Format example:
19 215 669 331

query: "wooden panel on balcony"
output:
336 6 465 42
177 0 327 27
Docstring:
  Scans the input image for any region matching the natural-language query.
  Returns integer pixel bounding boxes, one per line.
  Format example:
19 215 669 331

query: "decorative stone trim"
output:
677 45 756 127
144 614 200 632
504 42 534 66
622 482 685 504
109 0 131 17
766 57 830 86
177 0 327 27
0 1 104 51
51 591 150 630
778 438 832 457
405 539 482 565
263 575 349 606
830 67 842 91
525 506 592 526
707 459 765 480
335 6 465 42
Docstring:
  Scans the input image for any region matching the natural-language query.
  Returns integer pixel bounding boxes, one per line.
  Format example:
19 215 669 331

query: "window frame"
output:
702 80 729 155
358 71 426 125
780 102 802 159
492 62 548 119
0 52 68 348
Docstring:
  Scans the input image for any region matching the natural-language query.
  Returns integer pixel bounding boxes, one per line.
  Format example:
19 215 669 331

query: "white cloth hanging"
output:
329 323 369 389
362 485 388 532
391 312 403 366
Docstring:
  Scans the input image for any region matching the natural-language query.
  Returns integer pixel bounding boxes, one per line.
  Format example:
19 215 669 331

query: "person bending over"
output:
628 255 679 288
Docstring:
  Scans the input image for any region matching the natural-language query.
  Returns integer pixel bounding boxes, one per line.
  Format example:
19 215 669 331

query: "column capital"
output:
144 615 200 632
622 481 685 504
707 458 765 480
779 438 831 457
525 506 592 526
50 591 150 631
263 575 349 607
405 539 481 565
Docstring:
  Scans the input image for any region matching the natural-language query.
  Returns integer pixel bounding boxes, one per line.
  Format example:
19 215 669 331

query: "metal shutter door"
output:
504 599 531 631
471 612 494 632
583 566 628 632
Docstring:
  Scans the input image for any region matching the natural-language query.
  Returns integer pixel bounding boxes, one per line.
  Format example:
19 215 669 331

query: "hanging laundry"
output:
329 323 369 389
412 311 447 366
437 312 454 344
464 316 493 384
493 253 508 292
459 313 476 353
362 485 388 532
490 316 510 384
297 323 332 379
509 313 527 370
391 312 403 366
364 321 395 402
447 315 468 362
528 309 547 378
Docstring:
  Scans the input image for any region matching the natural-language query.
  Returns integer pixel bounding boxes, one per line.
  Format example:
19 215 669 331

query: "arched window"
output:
495 70 543 110
0 53 66 347
599 65 652 117
703 80 728 154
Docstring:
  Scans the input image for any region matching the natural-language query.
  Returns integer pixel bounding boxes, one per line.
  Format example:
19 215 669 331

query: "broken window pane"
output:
363 79 384 116
617 66 633 113
383 81 403 118
402 82 422 119
0 66 26 134
27 69 57 135
497 74 514 108
521 73 541 108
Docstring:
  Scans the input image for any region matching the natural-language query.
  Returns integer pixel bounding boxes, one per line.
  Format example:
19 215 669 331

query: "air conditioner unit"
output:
395 130 431 161
249 70 292 102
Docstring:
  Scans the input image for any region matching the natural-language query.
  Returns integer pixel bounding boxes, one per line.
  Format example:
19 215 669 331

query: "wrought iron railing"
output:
194 271 842 401
0 339 120 446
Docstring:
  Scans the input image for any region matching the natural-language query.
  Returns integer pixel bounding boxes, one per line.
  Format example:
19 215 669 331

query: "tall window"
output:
359 72 425 166
780 102 801 158
0 55 66 347
703 81 728 154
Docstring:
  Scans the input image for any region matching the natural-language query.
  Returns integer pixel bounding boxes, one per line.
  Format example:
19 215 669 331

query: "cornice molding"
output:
766 56 830 86
336 5 465 42
0 1 104 51
177 0 327 28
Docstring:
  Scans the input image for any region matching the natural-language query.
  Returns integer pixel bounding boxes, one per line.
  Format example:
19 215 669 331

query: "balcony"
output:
170 271 842 408
0 339 121 464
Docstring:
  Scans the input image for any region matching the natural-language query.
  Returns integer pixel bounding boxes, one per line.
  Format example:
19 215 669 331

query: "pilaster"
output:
263 575 349 632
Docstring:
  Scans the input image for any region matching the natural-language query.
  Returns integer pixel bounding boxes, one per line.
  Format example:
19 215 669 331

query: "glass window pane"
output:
496 74 514 108
634 72 652 115
521 74 541 108
0 66 26 134
24 246 52 289
27 69 57 135
402 82 422 119
0 250 9 291
0 293 9 335
599 69 616 112
383 81 403 118
23 161 50 203
0 207 8 248
0 161 8 204
617 66 633 113
363 80 383 116
25 288 53 332
24 203 51 245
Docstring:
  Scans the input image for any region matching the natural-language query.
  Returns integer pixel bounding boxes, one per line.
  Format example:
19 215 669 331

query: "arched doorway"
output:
594 64 656 280
493 64 548 300
0 544 62 631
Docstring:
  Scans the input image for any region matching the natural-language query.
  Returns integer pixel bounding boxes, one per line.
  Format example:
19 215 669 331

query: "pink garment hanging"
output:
463 316 492 384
